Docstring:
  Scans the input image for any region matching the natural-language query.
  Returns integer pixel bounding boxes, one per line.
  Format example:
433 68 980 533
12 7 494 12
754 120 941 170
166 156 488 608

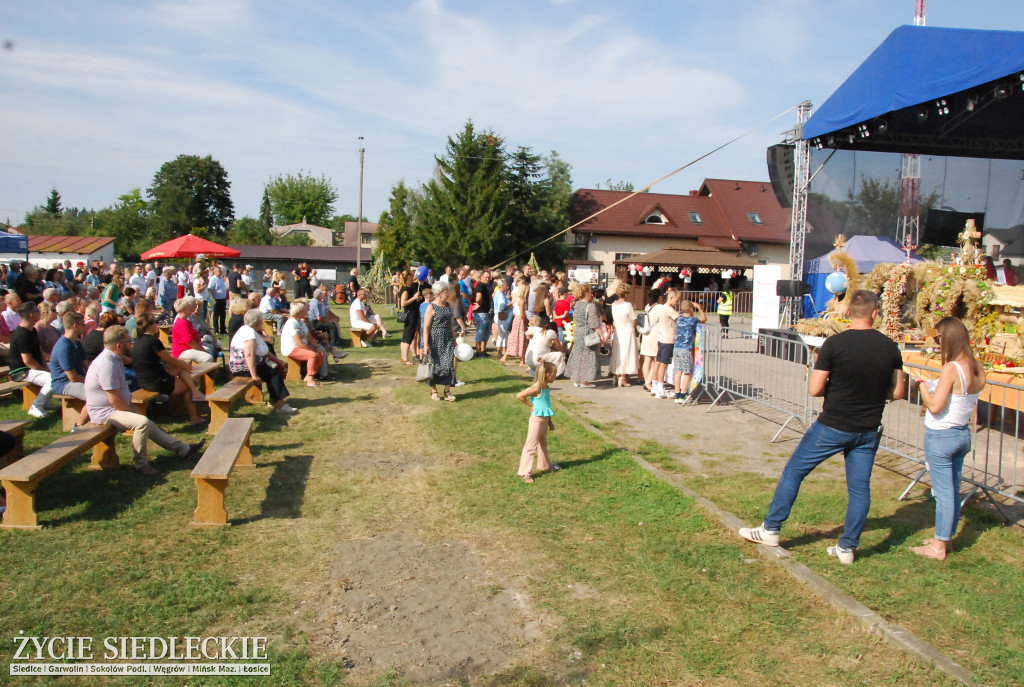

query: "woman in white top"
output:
639 289 662 391
911 317 986 560
525 317 565 378
280 301 327 387
609 282 639 386
492 278 511 359
228 309 295 413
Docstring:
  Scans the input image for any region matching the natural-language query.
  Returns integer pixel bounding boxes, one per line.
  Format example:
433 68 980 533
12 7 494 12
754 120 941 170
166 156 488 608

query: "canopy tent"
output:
0 230 29 255
141 235 240 260
802 236 924 318
803 26 1024 159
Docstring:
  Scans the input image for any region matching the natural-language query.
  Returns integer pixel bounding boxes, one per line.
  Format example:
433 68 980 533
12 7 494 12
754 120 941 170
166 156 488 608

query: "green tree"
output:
416 121 510 267
504 148 572 268
227 216 275 245
45 188 62 216
94 188 151 258
259 188 273 230
844 177 940 237
374 181 417 268
265 171 337 227
147 154 234 239
595 178 639 192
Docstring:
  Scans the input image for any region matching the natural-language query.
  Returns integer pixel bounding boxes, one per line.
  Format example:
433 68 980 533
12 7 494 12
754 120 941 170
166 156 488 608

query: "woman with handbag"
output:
422 282 457 401
502 282 529 366
398 269 422 365
492 278 512 361
565 282 602 388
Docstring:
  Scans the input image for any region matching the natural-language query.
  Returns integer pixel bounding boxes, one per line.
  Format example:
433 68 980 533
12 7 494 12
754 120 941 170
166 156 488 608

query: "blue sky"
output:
1 0 1023 227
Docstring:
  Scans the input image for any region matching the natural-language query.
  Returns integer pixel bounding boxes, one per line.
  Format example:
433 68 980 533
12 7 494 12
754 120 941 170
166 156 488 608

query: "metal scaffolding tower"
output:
897 0 927 248
782 101 812 327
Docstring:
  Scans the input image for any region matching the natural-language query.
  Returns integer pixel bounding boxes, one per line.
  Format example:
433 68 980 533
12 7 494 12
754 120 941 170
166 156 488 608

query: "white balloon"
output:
456 343 475 362
629 268 636 275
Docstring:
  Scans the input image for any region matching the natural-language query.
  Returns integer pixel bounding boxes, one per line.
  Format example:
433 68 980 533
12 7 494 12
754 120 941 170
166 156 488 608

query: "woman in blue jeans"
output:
912 317 985 561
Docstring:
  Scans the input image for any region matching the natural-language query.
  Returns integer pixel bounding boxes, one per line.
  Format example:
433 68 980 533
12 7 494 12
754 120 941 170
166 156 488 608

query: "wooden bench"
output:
0 379 29 403
0 424 118 529
206 376 257 434
190 359 222 394
0 419 31 467
263 321 276 338
190 417 255 527
21 382 42 412
158 325 172 347
286 358 303 381
350 328 365 347
131 389 162 415
0 365 9 379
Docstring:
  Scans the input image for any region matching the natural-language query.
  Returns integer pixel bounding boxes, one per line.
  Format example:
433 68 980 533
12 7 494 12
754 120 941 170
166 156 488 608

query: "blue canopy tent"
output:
803 26 1024 159
802 236 924 318
0 231 28 256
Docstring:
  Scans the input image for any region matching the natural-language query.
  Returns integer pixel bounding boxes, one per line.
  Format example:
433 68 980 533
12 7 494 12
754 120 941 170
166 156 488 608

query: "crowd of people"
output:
0 255 349 479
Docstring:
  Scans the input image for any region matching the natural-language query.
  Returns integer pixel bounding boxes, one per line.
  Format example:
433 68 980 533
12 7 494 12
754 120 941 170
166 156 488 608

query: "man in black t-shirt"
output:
9 301 54 418
472 270 493 354
227 263 246 298
739 290 907 564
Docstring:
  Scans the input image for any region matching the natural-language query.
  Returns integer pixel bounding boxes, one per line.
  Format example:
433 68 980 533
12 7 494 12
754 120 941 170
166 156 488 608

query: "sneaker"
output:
331 348 348 360
182 440 207 461
827 544 855 564
674 393 685 404
650 386 660 396
360 340 369 348
738 523 780 547
276 404 297 414
27 407 49 419
134 463 162 476
454 380 466 387
656 390 670 399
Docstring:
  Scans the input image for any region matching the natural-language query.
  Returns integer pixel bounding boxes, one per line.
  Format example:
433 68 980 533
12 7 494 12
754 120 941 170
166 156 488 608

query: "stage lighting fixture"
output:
966 98 976 112
847 133 855 144
812 138 823 150
826 136 836 148
915 107 929 123
995 83 1012 100
857 123 871 138
874 119 888 135
935 98 949 115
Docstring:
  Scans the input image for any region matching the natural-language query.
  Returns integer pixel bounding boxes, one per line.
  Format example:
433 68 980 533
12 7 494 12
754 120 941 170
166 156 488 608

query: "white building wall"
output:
0 246 115 270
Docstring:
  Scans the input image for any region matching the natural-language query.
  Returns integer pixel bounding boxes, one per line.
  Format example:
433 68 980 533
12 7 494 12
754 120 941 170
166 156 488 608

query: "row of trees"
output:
376 121 574 270
19 157 360 259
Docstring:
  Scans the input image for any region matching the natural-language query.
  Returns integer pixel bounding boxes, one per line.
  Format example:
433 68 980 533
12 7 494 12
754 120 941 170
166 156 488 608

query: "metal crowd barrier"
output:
698 327 1024 516
675 291 753 316
700 325 815 442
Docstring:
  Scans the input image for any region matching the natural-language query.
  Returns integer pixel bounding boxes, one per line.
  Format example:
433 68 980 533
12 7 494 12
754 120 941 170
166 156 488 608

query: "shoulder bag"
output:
415 360 433 382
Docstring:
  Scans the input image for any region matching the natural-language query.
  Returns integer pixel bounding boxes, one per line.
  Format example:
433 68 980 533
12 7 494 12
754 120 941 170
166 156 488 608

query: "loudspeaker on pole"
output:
767 144 795 209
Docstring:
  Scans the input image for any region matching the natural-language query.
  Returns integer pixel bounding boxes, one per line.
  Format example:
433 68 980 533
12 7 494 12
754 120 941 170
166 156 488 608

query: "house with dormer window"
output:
567 179 792 285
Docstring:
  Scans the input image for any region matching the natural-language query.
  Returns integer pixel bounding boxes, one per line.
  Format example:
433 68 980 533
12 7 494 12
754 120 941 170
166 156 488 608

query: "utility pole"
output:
357 137 365 273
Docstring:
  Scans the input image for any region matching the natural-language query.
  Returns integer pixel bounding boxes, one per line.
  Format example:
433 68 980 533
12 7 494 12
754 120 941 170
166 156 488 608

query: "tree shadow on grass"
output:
234 454 313 524
38 460 166 526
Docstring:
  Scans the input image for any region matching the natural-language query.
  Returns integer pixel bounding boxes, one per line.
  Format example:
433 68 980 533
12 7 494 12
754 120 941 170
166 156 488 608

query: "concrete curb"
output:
565 408 977 687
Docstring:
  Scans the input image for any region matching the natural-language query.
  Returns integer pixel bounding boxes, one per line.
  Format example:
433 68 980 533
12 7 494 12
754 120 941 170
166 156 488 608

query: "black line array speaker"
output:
776 279 810 297
767 144 795 209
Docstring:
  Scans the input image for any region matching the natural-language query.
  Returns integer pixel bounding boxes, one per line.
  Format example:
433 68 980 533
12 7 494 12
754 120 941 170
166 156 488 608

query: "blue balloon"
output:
416 265 429 281
825 271 848 295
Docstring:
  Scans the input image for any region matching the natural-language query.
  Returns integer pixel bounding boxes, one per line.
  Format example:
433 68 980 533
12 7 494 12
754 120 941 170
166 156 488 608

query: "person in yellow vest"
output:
717 288 733 332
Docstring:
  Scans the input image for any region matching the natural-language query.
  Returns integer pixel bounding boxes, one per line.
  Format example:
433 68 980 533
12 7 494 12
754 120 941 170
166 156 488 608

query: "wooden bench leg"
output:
245 383 264 405
209 401 230 434
192 477 230 527
22 384 40 412
235 441 254 469
2 434 25 468
61 397 85 433
286 358 302 381
88 433 119 470
1 479 42 529
200 372 217 394
350 329 364 347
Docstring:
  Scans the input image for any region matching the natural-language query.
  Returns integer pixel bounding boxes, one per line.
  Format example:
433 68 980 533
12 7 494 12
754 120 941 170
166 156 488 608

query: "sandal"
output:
443 393 457 402
431 392 441 402
522 474 534 483
910 539 948 560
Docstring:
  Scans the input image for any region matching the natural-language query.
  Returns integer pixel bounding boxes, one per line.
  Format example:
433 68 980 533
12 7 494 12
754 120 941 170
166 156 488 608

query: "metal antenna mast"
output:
897 0 926 248
782 101 812 327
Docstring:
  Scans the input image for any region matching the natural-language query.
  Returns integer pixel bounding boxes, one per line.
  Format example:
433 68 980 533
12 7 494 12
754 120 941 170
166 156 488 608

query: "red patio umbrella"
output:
140 234 241 260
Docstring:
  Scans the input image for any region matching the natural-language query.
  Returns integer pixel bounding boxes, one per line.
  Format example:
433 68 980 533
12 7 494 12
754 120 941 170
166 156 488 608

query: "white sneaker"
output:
738 523 780 547
827 544 855 564
27 406 49 419
360 340 369 348
276 404 297 414
454 380 466 387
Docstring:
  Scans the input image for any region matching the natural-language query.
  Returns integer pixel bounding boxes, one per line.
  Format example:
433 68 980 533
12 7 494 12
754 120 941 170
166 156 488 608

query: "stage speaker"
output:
767 144 795 208
776 279 810 297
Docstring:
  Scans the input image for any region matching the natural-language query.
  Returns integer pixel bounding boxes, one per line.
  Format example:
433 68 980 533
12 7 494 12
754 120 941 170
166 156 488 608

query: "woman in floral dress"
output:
423 281 457 401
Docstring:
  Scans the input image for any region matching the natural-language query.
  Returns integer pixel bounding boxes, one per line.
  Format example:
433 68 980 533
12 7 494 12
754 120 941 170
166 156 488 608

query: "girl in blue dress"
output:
516 362 561 483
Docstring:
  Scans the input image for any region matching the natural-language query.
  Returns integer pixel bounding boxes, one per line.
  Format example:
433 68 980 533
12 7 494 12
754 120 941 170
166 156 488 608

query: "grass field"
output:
0 308 1003 685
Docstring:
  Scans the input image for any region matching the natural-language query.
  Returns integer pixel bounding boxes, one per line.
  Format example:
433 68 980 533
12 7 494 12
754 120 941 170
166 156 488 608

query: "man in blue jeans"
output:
739 290 907 564
472 270 493 356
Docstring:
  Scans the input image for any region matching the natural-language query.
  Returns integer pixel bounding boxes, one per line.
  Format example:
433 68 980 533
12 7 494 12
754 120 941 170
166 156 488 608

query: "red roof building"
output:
568 179 791 280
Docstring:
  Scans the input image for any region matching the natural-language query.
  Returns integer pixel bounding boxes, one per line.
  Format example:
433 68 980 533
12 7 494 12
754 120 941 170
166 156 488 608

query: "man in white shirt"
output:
3 292 22 331
349 288 379 346
242 265 254 291
309 288 346 360
128 264 147 293
144 263 157 290
259 286 287 331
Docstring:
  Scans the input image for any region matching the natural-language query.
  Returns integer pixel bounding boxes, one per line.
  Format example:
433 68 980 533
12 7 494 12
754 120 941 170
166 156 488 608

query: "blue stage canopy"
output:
803 25 1024 159
0 231 28 254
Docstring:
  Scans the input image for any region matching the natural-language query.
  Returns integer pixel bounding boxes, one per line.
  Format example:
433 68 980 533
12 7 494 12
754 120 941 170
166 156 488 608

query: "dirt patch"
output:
336 450 439 476
312 531 533 683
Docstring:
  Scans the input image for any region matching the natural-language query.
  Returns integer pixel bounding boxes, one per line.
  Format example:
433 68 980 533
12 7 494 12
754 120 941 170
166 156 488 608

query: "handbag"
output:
415 360 433 382
636 310 652 335
583 331 601 347
396 310 408 323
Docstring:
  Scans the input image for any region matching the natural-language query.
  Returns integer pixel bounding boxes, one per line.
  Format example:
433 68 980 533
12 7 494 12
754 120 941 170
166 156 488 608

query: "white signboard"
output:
751 264 783 333
314 268 337 282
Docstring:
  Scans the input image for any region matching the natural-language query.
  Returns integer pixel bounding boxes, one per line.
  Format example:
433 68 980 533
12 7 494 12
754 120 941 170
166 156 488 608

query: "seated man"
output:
308 287 346 361
348 288 380 346
259 286 287 332
84 326 204 476
49 311 90 428
9 301 55 418
3 292 22 332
